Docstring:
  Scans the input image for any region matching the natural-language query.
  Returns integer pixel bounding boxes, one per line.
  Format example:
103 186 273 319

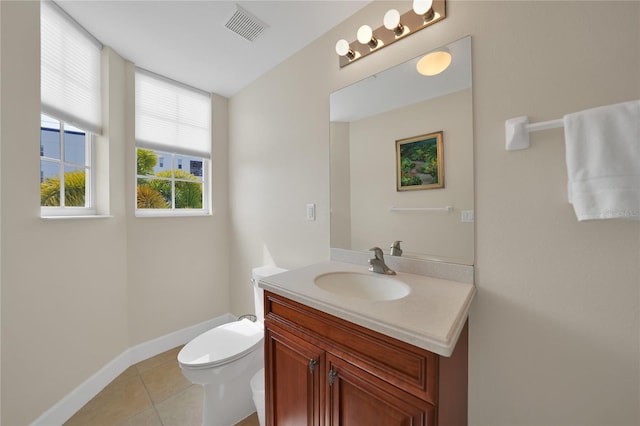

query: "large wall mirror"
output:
330 36 474 265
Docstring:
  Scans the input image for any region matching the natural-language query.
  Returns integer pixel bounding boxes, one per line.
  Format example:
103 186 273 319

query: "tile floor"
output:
64 346 259 426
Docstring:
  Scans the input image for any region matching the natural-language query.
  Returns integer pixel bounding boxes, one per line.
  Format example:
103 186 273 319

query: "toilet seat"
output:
178 319 263 370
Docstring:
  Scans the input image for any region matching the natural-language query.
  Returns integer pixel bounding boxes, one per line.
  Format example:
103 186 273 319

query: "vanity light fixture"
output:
335 0 446 68
416 48 452 76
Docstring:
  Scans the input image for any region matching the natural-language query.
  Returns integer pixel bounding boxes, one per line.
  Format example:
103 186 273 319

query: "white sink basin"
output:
314 272 410 301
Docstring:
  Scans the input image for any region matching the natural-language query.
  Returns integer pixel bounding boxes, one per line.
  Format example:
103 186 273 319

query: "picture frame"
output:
396 131 444 191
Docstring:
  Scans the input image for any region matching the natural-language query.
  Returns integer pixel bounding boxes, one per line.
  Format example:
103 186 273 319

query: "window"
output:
41 1 102 216
137 150 205 210
135 69 211 215
40 114 93 211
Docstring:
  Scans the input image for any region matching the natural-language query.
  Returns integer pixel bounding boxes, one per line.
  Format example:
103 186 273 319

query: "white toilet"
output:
178 266 286 426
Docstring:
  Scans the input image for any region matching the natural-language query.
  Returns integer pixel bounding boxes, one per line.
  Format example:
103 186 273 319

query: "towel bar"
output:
389 206 453 212
505 116 564 151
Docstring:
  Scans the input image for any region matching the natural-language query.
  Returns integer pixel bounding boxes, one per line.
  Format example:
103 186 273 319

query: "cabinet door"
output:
265 325 325 426
327 354 435 426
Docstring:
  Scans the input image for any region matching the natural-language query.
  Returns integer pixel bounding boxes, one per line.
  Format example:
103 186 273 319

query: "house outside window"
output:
190 160 203 177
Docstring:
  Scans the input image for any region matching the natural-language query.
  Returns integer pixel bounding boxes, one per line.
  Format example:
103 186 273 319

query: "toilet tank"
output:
252 266 287 322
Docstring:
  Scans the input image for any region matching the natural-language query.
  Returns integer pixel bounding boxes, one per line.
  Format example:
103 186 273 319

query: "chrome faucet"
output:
368 247 396 275
390 240 403 257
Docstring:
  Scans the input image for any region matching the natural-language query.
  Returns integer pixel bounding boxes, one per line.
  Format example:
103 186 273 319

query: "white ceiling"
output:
57 0 370 97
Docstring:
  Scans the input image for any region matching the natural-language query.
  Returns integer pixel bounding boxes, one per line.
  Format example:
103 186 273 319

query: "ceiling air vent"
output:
225 5 269 42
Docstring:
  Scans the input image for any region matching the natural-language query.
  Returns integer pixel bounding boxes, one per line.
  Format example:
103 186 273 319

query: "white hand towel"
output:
564 100 640 221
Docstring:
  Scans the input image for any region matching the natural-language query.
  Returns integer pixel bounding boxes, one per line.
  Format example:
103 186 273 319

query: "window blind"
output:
135 69 212 159
41 1 102 135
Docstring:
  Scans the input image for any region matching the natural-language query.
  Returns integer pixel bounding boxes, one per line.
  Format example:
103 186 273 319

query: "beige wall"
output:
346 88 473 262
0 2 230 424
1 3 129 423
1 1 639 425
229 1 639 425
124 61 232 345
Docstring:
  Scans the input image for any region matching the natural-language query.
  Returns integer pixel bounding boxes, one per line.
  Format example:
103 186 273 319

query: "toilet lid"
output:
178 319 263 369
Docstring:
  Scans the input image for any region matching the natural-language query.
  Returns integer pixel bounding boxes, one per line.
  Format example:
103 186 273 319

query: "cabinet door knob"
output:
309 359 317 374
328 369 337 386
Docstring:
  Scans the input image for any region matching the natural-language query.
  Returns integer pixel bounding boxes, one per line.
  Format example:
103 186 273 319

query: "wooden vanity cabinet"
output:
265 324 325 426
264 291 469 426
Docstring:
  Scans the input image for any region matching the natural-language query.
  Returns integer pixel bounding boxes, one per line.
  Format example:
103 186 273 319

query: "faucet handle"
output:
369 247 384 259
390 241 403 256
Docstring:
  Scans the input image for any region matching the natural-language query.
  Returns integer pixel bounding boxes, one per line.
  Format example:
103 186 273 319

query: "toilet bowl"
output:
178 266 286 426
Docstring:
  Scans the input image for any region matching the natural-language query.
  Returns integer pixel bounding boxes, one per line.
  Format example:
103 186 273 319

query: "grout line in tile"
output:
137 348 194 426
156 406 166 426
138 364 156 407
117 365 158 426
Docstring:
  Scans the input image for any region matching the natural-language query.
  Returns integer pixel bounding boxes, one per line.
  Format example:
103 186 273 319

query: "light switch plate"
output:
461 210 474 223
306 203 316 221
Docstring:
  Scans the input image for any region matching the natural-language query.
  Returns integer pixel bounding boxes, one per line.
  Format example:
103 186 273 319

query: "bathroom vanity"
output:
259 260 475 425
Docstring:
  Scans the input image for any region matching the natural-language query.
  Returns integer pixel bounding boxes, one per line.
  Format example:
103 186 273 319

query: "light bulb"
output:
413 0 433 15
356 25 378 49
384 8 405 36
416 50 452 76
335 39 350 56
383 9 400 30
357 25 373 44
335 39 356 60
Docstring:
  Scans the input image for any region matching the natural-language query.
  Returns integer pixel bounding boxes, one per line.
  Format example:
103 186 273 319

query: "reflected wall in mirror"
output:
330 36 474 265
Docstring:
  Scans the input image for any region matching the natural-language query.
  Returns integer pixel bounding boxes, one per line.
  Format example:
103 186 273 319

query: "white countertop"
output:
258 260 476 357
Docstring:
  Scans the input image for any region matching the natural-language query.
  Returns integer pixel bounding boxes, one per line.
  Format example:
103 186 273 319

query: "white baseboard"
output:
32 313 237 426
127 313 236 365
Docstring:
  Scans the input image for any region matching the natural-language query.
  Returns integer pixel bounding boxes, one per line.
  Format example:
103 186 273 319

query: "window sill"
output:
135 210 212 218
41 215 113 220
